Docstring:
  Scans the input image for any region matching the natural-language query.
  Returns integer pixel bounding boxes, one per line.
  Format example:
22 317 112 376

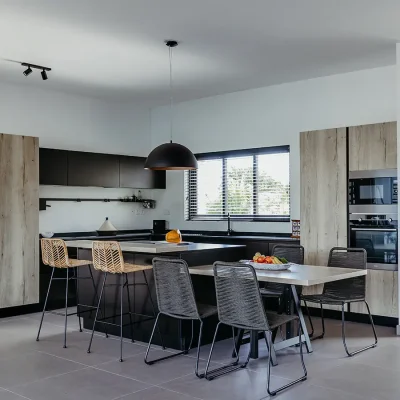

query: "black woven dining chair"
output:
144 257 217 378
301 247 378 356
260 244 305 300
205 262 307 396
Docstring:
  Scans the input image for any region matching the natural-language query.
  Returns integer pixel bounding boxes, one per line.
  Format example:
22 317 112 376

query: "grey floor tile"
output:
316 361 400 400
277 383 373 400
0 317 76 359
97 349 214 385
0 351 85 389
0 389 31 400
25 308 80 329
11 367 150 400
115 386 203 400
33 330 146 366
161 367 292 400
346 343 400 371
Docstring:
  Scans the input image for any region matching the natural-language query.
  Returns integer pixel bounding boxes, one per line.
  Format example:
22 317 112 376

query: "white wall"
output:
150 66 397 233
0 81 157 233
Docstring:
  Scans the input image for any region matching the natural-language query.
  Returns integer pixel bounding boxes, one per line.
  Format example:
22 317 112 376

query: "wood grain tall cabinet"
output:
348 122 397 170
348 122 398 318
300 128 348 266
0 133 39 308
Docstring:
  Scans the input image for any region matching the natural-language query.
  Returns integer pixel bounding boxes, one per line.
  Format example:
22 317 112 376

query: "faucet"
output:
227 213 233 235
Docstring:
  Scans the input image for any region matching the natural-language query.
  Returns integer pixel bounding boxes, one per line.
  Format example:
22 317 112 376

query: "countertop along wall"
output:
150 66 397 234
0 81 158 233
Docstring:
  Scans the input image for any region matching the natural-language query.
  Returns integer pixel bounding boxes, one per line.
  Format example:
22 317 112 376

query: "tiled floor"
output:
0 309 398 399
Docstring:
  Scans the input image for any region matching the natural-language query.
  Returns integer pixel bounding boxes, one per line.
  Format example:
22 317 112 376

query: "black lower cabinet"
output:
77 246 245 349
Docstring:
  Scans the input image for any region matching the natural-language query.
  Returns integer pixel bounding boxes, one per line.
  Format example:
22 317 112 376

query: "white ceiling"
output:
0 0 399 106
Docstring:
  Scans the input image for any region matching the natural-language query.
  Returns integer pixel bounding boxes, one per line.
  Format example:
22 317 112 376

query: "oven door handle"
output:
350 228 397 232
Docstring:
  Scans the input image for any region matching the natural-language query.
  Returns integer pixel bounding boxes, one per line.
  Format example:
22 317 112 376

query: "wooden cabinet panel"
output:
300 128 347 266
119 156 166 189
0 133 39 308
348 122 397 171
351 270 398 318
68 151 119 188
39 148 68 185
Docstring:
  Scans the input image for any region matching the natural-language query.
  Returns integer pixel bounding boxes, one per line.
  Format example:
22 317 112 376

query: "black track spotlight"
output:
21 62 51 81
23 66 32 76
41 69 48 80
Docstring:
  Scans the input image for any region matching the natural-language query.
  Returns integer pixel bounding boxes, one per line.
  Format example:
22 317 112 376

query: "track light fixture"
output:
23 66 32 76
21 62 51 80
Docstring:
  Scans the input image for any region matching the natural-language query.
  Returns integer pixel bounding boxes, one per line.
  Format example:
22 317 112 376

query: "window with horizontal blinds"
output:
184 146 290 221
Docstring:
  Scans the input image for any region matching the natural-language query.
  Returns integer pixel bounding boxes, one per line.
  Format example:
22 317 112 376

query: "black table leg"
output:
232 328 244 357
284 285 294 338
250 330 259 359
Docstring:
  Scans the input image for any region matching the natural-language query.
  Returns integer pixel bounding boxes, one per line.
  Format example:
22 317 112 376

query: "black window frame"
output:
185 145 290 222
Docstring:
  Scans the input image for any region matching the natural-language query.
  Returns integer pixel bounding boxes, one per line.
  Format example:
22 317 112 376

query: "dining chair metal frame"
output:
144 257 217 378
205 262 307 396
302 247 378 357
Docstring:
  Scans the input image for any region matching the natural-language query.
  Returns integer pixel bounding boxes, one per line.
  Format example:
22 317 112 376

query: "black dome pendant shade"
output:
144 141 198 170
145 40 198 171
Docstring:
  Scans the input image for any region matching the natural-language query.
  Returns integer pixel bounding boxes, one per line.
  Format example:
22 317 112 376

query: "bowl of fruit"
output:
240 253 291 271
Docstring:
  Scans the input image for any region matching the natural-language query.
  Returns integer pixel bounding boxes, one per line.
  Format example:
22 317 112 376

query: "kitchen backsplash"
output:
39 186 162 233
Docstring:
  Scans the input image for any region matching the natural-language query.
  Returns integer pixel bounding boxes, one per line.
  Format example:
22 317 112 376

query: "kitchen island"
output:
66 240 246 349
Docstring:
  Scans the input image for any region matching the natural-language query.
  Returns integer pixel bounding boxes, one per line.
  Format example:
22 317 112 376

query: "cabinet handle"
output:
351 228 397 232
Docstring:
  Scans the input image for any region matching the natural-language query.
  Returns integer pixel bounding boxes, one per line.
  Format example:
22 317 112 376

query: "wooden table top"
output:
188 264 367 287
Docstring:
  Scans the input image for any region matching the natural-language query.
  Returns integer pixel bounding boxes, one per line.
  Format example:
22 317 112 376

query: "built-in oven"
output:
349 169 397 205
349 214 398 264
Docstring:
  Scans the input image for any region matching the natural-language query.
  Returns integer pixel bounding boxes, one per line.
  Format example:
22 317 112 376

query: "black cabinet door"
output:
39 148 68 185
68 151 120 187
119 156 166 189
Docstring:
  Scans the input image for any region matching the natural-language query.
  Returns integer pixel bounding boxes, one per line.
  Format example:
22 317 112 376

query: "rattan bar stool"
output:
301 247 378 356
144 257 218 378
205 262 307 396
87 241 163 362
37 238 106 348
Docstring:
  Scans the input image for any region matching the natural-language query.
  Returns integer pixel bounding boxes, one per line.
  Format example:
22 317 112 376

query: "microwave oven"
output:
349 170 397 205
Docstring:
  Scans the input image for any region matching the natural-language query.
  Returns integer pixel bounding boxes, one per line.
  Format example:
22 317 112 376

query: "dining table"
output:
188 263 367 363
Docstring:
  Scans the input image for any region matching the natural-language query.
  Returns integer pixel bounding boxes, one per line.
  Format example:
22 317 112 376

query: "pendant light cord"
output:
169 45 174 143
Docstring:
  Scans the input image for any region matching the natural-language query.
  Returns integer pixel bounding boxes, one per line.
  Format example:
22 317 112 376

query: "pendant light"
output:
144 40 198 170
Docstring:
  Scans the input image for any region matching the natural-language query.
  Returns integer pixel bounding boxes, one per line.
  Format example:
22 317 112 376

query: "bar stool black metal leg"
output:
120 276 124 362
88 272 108 354
36 267 55 342
88 266 108 338
142 270 165 349
125 274 134 343
75 268 82 332
63 267 69 348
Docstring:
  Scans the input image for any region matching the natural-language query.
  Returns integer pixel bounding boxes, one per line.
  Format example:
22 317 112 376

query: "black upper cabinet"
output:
39 149 166 189
39 148 68 186
67 151 120 188
119 156 166 189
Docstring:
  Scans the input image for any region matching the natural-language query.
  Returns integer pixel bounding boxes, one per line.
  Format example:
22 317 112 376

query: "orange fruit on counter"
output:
166 229 182 243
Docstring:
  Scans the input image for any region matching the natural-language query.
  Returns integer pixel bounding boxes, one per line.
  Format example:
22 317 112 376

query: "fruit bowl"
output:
239 260 291 271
